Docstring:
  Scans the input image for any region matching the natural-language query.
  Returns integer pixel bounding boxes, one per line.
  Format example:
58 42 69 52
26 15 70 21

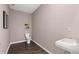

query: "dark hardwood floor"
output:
8 41 48 54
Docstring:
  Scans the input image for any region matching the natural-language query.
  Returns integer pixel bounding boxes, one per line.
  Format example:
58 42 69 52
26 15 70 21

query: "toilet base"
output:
26 40 31 44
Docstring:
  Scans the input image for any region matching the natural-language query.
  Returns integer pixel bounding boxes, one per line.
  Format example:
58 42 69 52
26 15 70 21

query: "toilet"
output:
25 33 32 44
55 38 79 54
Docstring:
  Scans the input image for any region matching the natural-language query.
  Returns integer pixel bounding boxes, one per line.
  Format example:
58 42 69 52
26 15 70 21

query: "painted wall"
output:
0 4 10 53
32 4 79 53
9 9 32 43
65 5 79 39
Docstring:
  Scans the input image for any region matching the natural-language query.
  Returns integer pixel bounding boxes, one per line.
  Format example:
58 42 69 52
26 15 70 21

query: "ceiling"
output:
9 4 40 14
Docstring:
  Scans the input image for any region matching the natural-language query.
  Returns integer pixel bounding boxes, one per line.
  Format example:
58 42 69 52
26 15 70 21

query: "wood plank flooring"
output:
8 41 48 54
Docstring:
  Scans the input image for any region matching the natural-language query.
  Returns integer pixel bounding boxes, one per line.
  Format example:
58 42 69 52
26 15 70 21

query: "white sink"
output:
55 38 79 54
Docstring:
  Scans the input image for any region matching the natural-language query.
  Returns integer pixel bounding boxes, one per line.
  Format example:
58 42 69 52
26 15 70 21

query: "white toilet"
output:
55 38 79 54
25 33 32 44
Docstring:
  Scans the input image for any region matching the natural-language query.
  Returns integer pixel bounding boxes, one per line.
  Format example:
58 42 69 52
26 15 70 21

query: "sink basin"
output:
55 38 79 54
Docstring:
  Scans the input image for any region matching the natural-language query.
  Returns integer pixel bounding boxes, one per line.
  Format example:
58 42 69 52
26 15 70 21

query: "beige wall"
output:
65 5 79 39
0 4 10 53
32 4 79 53
9 9 32 43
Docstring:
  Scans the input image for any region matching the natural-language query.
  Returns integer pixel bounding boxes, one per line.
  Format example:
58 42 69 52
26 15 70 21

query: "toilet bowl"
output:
25 33 32 44
55 38 79 54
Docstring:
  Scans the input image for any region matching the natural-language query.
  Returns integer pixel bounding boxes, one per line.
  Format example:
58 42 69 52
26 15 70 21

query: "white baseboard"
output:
10 40 26 44
32 40 52 54
5 43 11 54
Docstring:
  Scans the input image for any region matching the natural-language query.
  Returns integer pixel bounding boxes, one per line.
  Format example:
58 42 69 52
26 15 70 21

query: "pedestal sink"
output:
55 38 79 54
